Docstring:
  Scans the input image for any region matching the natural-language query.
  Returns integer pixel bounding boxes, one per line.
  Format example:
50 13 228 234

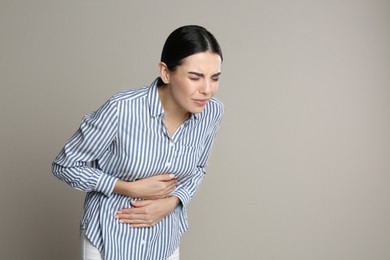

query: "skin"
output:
113 51 222 228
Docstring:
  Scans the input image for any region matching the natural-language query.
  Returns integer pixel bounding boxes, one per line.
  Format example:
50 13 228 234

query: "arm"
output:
115 197 181 228
171 102 224 211
52 99 119 196
113 174 177 200
170 117 222 211
116 104 224 226
52 98 178 199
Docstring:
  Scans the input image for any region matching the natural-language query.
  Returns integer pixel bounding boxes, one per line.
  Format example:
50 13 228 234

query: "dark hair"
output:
157 25 223 86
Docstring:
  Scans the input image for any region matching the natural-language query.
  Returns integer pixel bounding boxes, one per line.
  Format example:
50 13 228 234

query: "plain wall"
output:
1 1 389 259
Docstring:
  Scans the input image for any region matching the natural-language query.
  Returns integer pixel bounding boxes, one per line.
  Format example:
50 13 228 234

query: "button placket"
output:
165 140 175 170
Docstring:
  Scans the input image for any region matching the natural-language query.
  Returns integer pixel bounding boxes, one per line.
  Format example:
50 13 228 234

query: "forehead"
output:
178 52 222 73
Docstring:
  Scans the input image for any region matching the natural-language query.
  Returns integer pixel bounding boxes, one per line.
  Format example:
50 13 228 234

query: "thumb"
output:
131 200 152 207
158 173 175 181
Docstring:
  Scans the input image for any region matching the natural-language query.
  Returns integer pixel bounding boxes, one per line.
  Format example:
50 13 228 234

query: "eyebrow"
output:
188 72 222 77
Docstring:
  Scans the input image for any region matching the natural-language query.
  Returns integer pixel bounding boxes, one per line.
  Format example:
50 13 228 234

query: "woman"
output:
52 25 224 260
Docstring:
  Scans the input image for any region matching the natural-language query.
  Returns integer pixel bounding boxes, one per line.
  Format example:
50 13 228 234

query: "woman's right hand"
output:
114 174 177 200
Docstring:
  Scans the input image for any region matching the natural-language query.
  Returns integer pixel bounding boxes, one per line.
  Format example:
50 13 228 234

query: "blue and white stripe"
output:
52 78 224 260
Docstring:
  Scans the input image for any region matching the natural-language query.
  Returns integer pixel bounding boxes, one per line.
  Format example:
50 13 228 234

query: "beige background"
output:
1 1 390 259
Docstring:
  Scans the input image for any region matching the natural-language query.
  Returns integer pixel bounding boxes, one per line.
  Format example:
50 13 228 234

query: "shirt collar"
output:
147 77 201 121
148 78 164 118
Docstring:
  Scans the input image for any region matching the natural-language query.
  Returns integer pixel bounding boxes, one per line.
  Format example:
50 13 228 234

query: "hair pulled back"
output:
157 25 223 86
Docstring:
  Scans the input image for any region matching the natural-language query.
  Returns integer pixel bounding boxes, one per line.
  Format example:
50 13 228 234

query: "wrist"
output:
113 179 135 197
166 196 181 210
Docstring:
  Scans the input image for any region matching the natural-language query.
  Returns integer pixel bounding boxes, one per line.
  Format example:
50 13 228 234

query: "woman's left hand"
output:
114 196 180 228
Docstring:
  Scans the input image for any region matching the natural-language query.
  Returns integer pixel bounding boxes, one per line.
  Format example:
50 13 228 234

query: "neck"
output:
158 85 190 137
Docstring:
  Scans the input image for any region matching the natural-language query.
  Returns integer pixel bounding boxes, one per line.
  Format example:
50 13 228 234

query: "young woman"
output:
52 25 224 260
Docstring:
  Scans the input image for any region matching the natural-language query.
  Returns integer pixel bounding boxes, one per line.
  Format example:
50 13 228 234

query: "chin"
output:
188 107 205 114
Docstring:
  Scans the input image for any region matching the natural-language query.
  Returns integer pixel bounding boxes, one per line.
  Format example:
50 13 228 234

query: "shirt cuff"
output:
95 173 118 197
171 188 191 209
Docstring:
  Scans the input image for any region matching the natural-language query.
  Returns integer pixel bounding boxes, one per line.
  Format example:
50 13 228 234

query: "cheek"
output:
171 78 200 99
212 82 219 94
178 81 198 96
172 81 193 100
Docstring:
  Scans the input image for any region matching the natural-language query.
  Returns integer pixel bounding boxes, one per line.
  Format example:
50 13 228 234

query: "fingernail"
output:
169 174 175 178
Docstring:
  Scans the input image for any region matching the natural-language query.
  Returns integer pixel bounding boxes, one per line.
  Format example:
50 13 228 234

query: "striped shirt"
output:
52 79 224 260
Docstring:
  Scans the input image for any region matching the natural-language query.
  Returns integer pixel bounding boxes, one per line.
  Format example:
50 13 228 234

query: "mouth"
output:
193 99 209 106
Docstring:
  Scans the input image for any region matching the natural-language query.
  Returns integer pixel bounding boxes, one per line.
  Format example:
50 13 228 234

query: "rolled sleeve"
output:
171 104 223 210
171 167 206 211
171 185 192 209
52 98 118 196
95 173 118 197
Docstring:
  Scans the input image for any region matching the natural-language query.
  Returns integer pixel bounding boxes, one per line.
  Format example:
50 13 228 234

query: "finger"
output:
117 216 145 224
162 187 175 197
158 174 175 181
115 211 156 225
115 212 147 222
161 179 176 190
164 182 177 194
165 179 177 186
131 200 153 207
116 204 147 214
127 218 159 227
129 223 153 228
167 180 177 189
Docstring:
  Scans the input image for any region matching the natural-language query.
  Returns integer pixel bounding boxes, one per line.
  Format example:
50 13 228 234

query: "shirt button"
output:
165 162 171 167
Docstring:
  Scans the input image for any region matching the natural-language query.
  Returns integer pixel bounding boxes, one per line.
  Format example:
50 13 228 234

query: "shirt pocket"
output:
172 145 200 177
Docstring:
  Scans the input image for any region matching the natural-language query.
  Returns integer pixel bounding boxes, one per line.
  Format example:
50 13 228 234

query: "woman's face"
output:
160 51 222 115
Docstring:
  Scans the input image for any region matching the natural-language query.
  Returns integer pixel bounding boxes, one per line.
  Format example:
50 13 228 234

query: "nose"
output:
200 79 212 95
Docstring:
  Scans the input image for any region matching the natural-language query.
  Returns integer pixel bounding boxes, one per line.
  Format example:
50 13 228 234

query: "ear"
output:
158 62 170 84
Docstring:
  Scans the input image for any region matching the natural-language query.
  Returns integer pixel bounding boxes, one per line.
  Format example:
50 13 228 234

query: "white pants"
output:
81 231 180 260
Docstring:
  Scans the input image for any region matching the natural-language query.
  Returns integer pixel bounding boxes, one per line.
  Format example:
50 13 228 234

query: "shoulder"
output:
109 85 150 104
197 97 224 125
209 97 224 113
205 97 224 118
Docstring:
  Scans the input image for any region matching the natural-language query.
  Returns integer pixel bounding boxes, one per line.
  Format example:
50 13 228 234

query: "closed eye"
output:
211 72 221 82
